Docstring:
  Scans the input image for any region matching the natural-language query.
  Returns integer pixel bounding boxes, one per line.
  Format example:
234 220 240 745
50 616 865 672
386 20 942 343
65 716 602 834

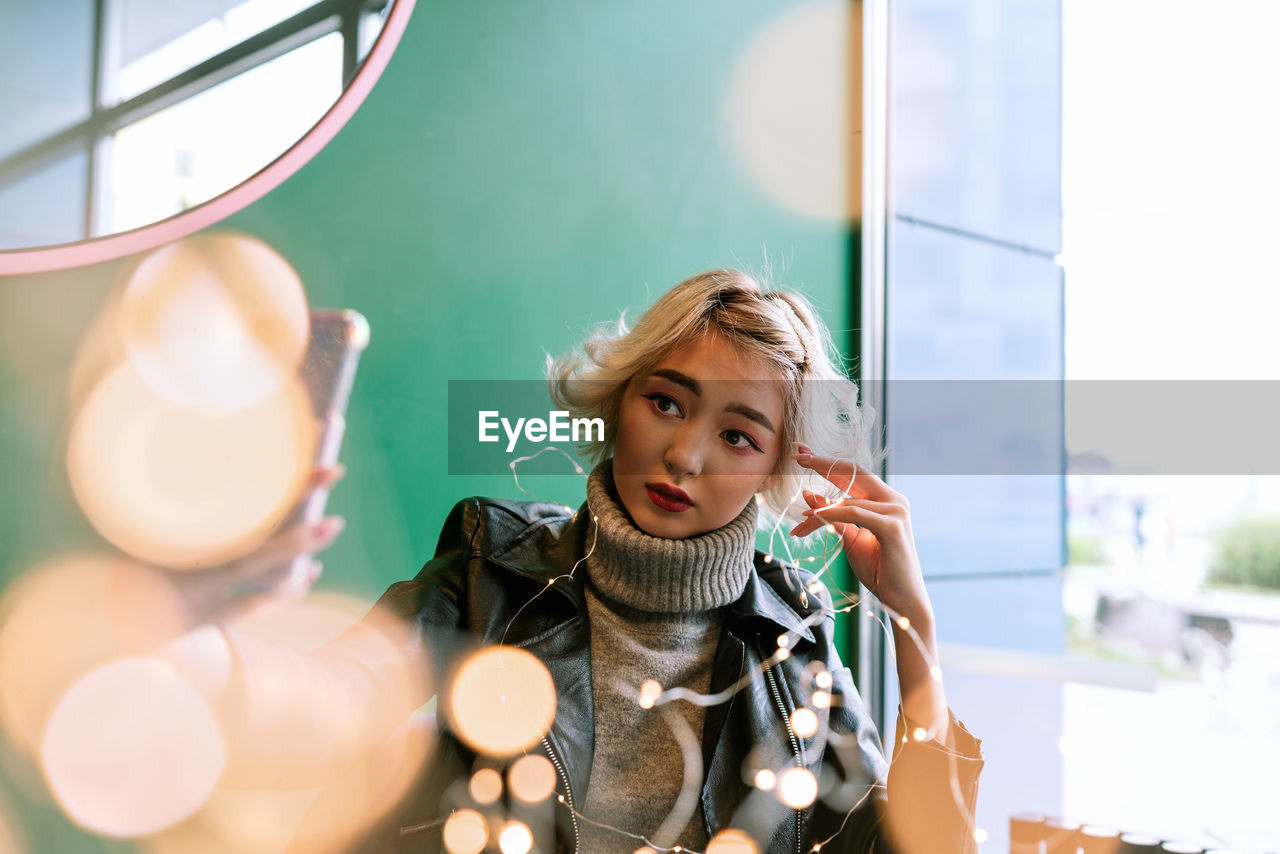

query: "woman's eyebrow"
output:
650 369 701 395
649 370 776 434
725 404 775 433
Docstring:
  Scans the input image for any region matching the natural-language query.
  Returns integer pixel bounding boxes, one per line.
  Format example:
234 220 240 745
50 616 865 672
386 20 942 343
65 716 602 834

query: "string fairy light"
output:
491 445 980 852
498 820 534 854
777 767 818 810
442 809 488 854
507 446 585 499
791 708 820 738
638 680 662 710
468 768 503 805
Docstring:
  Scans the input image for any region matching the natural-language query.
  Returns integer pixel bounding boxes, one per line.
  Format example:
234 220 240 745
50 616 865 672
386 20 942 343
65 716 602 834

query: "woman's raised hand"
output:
163 463 348 628
788 444 933 625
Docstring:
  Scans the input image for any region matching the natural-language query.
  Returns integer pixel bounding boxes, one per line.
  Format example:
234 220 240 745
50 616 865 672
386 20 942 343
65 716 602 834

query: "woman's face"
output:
612 333 786 539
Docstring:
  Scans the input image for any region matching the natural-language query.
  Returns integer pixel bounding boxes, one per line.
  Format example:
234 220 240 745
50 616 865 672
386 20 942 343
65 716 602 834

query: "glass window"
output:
0 0 94 160
1060 1 1280 850
106 32 342 234
0 151 88 250
110 0 322 102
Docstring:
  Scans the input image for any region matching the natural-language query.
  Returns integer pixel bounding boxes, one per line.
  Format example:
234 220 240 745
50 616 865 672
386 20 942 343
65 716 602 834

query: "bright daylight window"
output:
1062 1 1280 850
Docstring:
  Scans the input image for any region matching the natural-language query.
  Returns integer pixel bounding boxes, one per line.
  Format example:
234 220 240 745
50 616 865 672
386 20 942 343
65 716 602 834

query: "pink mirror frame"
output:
0 0 416 277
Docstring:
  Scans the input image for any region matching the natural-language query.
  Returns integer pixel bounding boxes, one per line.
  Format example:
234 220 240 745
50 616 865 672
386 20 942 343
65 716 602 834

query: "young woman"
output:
219 269 983 854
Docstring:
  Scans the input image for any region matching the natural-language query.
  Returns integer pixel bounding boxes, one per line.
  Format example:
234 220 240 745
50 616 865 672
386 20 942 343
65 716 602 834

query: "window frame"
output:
0 0 385 244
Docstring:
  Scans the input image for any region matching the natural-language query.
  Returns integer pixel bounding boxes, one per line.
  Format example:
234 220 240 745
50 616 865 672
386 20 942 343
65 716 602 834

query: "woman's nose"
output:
663 428 704 477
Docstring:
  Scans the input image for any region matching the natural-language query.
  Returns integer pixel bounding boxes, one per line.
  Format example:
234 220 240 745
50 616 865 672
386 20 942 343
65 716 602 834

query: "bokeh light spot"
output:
777 767 818 809
753 768 776 791
120 233 309 414
447 647 556 758
469 768 503 805
508 754 556 803
0 555 187 755
791 708 820 739
706 828 761 854
442 809 487 854
40 658 224 837
66 361 314 568
498 820 533 854
725 0 860 221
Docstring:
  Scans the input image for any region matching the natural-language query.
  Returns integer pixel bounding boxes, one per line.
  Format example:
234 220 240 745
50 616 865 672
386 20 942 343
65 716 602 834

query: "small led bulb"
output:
791 708 819 738
638 679 662 709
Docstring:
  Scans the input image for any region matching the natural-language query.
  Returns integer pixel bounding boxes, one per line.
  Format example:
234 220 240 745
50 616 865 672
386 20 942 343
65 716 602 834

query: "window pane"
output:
104 32 342 235
1060 1 1280 850
0 0 94 160
0 150 88 250
110 0 323 102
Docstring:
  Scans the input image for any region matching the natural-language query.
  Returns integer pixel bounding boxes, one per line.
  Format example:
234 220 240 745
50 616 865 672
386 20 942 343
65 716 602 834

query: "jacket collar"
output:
486 505 816 644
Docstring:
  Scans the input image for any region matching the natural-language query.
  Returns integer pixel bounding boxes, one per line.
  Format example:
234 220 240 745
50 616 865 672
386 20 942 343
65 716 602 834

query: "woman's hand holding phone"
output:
158 463 348 629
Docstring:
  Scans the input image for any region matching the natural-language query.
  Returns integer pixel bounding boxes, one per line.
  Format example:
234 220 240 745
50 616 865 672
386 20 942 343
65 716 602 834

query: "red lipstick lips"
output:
645 482 693 513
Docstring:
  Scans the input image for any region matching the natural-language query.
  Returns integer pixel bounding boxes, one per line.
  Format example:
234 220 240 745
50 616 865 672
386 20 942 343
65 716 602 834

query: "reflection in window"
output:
108 32 342 234
110 0 321 103
0 0 380 249
0 152 88 251
0 0 94 160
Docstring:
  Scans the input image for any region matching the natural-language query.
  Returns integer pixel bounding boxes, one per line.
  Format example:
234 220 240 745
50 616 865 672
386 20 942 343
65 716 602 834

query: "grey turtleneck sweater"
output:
578 462 757 853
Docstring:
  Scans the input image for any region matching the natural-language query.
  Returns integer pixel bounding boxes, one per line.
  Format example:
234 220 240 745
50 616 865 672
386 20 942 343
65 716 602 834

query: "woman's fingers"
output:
220 517 344 585
805 499 903 541
794 445 896 502
794 446 858 493
804 496 902 519
307 463 347 491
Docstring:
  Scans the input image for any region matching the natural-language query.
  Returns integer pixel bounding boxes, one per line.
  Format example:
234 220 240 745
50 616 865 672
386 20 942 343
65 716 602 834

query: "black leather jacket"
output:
328 496 983 854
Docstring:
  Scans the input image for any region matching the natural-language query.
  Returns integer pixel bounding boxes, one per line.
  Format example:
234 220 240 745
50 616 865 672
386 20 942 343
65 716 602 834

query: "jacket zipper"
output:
541 733 580 854
764 657 804 854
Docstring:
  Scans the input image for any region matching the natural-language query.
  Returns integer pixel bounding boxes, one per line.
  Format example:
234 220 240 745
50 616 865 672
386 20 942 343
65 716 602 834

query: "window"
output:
0 0 388 250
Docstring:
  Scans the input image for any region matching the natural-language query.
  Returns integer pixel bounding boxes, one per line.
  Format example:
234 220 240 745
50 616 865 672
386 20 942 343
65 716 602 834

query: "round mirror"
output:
0 0 413 274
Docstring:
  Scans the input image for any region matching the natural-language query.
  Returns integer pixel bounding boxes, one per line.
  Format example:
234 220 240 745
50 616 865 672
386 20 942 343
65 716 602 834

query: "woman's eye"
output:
723 430 762 453
642 393 683 417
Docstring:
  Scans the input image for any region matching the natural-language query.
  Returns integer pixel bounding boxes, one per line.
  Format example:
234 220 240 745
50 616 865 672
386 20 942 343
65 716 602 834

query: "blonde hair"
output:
546 269 881 525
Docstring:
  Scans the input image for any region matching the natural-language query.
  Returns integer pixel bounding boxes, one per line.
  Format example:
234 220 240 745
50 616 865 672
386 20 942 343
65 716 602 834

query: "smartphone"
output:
283 309 369 569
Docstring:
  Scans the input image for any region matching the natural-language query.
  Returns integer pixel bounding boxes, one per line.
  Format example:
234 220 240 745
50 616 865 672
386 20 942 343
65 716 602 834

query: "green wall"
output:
0 1 854 850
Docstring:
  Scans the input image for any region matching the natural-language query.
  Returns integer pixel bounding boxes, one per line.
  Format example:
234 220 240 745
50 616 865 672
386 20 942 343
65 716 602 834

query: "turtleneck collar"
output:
583 460 757 614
